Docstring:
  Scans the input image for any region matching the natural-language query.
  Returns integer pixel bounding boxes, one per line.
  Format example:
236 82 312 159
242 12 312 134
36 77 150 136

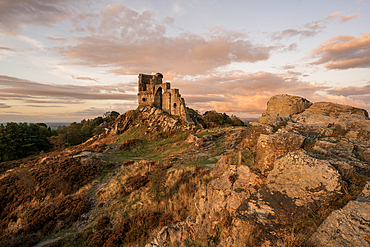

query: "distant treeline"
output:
187 108 245 127
0 111 120 162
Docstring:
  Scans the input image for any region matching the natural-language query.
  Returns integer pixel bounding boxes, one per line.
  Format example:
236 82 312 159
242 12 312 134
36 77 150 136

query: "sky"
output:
0 0 369 123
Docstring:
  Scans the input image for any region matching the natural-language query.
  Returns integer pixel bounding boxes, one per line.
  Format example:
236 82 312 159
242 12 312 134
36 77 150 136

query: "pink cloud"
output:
326 11 341 19
56 4 274 77
0 75 136 104
340 13 360 23
310 33 370 70
170 71 329 116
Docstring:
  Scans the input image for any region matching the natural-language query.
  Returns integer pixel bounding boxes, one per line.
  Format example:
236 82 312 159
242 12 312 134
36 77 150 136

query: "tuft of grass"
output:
182 157 216 167
273 120 288 133
194 131 217 138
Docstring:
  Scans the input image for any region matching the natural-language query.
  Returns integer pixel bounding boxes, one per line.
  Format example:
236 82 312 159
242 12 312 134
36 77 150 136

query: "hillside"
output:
0 95 370 247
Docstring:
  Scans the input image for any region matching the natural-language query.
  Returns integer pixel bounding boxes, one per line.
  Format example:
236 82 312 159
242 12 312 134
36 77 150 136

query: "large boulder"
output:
237 151 343 224
262 94 312 117
240 122 273 148
194 154 262 238
310 183 370 247
334 119 370 145
254 132 306 175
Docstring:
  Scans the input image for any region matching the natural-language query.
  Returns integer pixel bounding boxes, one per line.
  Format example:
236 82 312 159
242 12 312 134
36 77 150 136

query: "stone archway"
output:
154 87 163 109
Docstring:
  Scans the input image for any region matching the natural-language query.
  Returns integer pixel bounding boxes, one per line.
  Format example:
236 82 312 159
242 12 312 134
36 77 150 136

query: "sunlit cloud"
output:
340 13 360 23
0 75 136 103
310 33 370 70
326 11 341 19
55 4 274 77
171 71 330 115
0 103 11 108
71 75 99 82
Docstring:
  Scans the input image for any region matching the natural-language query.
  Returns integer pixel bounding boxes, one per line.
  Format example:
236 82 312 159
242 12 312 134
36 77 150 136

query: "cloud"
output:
56 4 273 77
324 11 360 23
25 105 63 108
0 0 81 35
281 64 296 70
310 33 370 70
71 75 99 82
326 11 341 19
163 17 175 26
340 13 360 23
0 103 11 108
271 10 358 42
0 46 17 52
271 29 319 41
75 107 110 116
326 83 370 104
172 71 329 115
0 75 136 103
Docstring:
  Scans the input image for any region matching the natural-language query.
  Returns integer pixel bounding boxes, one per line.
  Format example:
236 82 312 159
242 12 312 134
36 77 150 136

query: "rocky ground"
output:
0 96 369 247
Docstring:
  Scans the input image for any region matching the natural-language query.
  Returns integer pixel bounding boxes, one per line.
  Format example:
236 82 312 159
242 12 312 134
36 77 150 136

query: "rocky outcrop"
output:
262 94 312 117
240 122 272 148
106 106 192 137
294 102 369 130
238 151 343 225
146 219 197 247
194 152 263 239
145 94 370 247
334 119 370 144
310 182 370 247
301 102 369 119
254 132 305 175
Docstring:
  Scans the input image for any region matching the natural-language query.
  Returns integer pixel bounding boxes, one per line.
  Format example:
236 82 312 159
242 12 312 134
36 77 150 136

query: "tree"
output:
103 111 120 122
0 123 53 162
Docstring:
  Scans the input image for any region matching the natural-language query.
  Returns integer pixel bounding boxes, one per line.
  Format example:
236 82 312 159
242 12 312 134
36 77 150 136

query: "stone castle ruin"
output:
138 73 194 124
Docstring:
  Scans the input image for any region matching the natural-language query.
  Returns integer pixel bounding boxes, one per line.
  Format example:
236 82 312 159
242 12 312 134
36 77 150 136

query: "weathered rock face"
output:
262 94 312 117
294 102 369 128
302 102 369 119
254 132 305 175
257 115 290 127
361 149 370 162
334 119 370 144
313 140 355 158
106 106 192 137
146 219 197 247
240 122 272 148
291 101 370 145
238 151 343 224
310 182 370 247
194 152 262 239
